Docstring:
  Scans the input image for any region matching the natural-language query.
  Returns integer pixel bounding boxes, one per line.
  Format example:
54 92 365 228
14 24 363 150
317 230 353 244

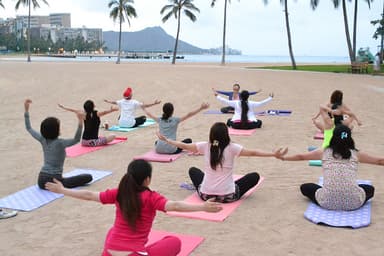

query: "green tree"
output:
15 0 49 62
371 3 384 63
108 0 137 64
211 0 234 65
161 0 200 64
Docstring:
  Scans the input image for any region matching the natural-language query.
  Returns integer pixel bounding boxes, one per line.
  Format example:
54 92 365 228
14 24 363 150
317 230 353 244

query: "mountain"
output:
103 26 206 54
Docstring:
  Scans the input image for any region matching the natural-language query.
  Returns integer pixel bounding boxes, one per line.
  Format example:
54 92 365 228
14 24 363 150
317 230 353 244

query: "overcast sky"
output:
1 0 382 56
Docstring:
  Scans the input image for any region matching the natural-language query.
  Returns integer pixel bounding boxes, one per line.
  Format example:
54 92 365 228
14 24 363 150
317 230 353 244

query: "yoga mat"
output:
308 146 318 151
228 128 256 136
0 169 112 211
309 160 322 167
108 118 156 132
167 175 264 222
257 110 292 116
133 149 184 163
203 109 226 115
147 230 204 256
304 178 372 228
66 137 127 157
314 131 324 140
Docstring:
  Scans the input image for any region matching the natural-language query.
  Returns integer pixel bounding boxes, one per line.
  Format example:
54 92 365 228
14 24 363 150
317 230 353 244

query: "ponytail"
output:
240 90 250 127
161 103 174 121
209 123 230 170
117 160 152 230
329 125 356 159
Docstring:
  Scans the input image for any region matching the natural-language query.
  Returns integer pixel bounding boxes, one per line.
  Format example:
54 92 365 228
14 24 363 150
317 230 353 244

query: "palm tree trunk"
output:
381 1 384 63
342 0 354 62
27 0 31 62
117 16 122 64
352 0 358 61
221 0 228 65
172 9 181 65
284 0 296 69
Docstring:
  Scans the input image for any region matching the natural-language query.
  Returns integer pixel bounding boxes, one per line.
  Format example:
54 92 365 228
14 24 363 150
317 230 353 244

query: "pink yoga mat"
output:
228 128 256 136
167 175 265 222
133 149 184 162
147 230 204 256
314 131 324 140
66 137 127 157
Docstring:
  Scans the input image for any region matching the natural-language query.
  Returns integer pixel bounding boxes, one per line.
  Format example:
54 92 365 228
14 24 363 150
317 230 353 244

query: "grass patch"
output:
249 64 384 74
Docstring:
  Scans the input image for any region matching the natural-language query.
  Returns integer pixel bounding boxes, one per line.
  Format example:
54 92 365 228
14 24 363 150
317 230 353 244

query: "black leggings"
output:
221 106 234 114
300 183 375 205
174 138 192 154
38 172 93 190
189 167 260 201
227 118 262 129
132 115 147 128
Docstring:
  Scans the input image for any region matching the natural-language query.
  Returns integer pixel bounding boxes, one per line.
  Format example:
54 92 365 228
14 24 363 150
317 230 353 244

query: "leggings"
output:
227 119 262 129
38 172 93 190
300 183 375 205
132 116 147 128
104 236 181 256
189 167 260 202
221 106 235 113
174 138 192 154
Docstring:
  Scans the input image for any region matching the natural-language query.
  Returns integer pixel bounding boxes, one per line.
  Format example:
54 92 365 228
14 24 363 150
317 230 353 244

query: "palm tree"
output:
371 3 384 63
108 0 137 64
161 0 200 64
330 0 372 63
211 0 232 65
263 0 296 69
15 0 49 62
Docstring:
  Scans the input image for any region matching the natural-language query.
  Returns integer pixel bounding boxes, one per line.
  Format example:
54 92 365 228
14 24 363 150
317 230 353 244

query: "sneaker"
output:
0 208 17 219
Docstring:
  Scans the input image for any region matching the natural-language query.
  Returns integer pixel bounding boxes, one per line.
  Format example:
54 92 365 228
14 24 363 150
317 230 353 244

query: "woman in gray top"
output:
24 99 92 189
142 102 209 154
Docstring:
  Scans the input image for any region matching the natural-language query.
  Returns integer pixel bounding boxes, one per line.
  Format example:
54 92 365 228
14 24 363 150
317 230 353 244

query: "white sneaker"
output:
0 208 17 219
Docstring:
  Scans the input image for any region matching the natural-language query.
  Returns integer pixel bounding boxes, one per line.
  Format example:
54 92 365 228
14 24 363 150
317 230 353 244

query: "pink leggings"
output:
104 236 181 256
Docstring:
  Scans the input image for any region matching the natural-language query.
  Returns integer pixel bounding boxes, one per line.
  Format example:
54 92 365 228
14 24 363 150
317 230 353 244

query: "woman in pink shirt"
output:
45 159 222 256
158 122 287 203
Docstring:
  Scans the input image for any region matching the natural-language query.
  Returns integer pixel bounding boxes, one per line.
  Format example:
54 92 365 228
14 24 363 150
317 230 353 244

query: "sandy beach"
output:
0 60 383 256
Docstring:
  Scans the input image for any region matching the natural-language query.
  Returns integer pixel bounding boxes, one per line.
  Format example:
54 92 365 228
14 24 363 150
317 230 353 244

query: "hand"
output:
45 178 64 193
274 147 288 159
24 99 32 112
58 104 64 109
269 93 274 98
203 198 222 213
211 88 218 97
156 131 168 142
154 99 161 105
104 99 110 104
256 89 262 94
201 102 209 109
110 106 119 112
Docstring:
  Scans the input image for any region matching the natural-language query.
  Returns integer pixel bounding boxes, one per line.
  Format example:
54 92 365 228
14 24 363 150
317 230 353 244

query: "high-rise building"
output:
49 13 71 28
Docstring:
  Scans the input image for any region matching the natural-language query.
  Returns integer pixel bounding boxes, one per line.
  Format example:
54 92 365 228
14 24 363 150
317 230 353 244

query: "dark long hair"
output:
240 90 249 127
161 102 174 120
209 122 231 170
40 117 60 140
329 125 356 159
330 90 343 105
83 100 95 120
117 159 152 230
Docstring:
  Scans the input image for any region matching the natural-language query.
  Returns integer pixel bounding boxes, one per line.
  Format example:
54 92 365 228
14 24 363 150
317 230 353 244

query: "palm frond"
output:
184 9 197 22
108 0 119 8
160 4 174 14
162 11 174 23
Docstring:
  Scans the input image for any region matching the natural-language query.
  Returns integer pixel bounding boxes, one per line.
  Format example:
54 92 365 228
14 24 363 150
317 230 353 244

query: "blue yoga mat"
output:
0 169 112 211
304 177 372 229
108 118 156 132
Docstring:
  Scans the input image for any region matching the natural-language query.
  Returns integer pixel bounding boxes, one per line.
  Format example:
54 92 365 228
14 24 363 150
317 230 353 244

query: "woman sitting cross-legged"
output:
213 88 273 129
277 124 384 211
46 159 222 256
157 122 287 203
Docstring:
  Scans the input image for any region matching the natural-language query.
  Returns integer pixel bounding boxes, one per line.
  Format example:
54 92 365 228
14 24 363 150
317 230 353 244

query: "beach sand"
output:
0 60 383 256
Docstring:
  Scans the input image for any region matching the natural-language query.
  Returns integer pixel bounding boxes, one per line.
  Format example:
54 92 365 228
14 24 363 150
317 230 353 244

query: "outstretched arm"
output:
24 99 43 142
45 179 100 202
165 198 222 213
278 148 323 161
357 151 384 166
239 147 288 158
97 106 119 117
142 99 161 108
180 102 209 122
141 105 158 122
157 132 198 153
104 99 118 105
58 104 84 117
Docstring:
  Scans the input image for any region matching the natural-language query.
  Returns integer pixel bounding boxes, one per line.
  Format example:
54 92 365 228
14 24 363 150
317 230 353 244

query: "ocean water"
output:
0 54 350 64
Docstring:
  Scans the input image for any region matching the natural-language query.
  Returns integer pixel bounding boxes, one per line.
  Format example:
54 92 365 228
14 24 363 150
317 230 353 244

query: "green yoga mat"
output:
309 160 322 167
